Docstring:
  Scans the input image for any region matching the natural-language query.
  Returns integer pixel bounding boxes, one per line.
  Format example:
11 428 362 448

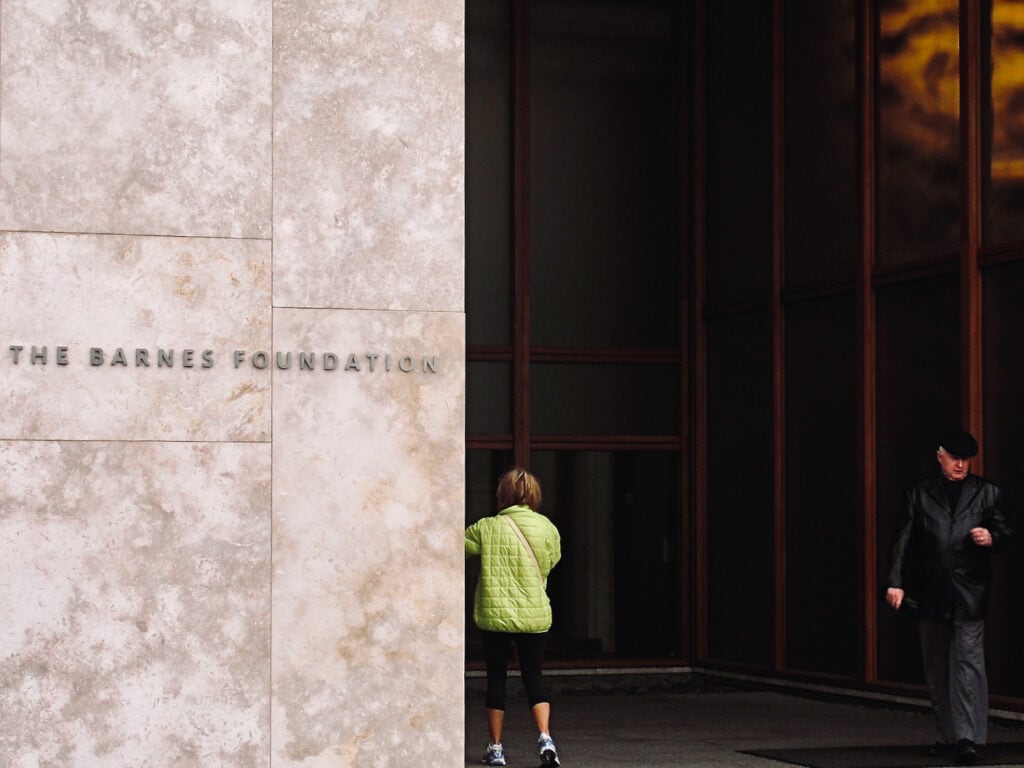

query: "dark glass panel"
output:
784 293 860 676
784 0 858 289
464 449 681 663
984 2 1024 245
533 450 681 659
467 0 513 345
705 0 772 307
529 0 682 349
705 310 773 665
982 263 1024 694
467 361 512 435
874 274 960 684
531 362 679 436
876 0 961 265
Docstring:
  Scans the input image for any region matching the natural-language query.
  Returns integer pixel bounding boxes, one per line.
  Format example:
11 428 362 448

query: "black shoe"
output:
956 738 978 765
926 741 953 757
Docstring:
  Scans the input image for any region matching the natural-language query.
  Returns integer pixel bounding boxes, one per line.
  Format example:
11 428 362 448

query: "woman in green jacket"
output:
466 468 562 767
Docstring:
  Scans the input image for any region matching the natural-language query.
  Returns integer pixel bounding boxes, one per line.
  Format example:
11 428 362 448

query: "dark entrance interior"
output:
466 0 1024 711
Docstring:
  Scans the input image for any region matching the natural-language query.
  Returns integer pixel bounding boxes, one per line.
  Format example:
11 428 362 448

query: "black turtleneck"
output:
943 475 965 511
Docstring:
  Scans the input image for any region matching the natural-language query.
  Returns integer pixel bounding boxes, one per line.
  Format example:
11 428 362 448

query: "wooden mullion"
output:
512 0 531 469
771 0 786 674
692 0 709 664
677 0 693 666
961 0 984 464
858 0 879 685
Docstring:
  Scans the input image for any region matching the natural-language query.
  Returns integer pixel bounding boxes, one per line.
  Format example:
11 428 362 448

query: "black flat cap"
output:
939 429 978 458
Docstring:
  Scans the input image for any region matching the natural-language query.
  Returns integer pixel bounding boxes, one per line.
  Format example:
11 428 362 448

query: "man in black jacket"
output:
886 429 1014 765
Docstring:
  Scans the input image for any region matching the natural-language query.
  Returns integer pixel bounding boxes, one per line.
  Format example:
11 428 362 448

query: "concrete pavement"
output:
464 671 1024 767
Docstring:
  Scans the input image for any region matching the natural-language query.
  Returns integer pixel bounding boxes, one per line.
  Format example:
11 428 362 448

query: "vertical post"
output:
859 0 879 684
691 0 709 662
962 0 984 468
678 1 694 666
771 0 787 673
513 0 532 468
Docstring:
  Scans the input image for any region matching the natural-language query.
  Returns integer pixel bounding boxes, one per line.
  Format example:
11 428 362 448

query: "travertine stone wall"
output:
0 0 464 766
272 309 464 766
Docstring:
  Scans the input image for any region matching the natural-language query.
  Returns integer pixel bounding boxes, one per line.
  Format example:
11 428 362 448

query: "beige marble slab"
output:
272 0 465 312
0 0 272 239
0 232 271 442
271 307 465 766
0 440 271 767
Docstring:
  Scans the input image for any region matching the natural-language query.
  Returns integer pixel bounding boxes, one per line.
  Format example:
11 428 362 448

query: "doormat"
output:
739 742 1024 768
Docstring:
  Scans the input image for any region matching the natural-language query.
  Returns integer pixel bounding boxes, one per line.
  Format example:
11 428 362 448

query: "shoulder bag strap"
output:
503 516 543 579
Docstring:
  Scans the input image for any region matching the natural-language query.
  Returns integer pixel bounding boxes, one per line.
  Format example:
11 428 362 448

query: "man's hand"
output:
886 587 904 610
971 527 993 547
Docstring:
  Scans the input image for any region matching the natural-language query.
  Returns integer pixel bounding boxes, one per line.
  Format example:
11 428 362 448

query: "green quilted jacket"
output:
465 505 561 633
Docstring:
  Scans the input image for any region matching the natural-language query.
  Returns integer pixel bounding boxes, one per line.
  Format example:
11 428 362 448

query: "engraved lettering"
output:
6 345 441 376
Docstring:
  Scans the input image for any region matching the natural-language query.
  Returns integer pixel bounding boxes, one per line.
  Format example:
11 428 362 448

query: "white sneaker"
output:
538 735 560 766
481 743 506 766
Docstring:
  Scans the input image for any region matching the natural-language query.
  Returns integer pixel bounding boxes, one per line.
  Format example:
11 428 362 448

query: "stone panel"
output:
273 0 464 312
0 0 272 239
0 232 271 442
0 440 271 768
271 307 464 766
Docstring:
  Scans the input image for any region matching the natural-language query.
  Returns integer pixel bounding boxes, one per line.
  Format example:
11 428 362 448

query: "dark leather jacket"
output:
887 473 1013 619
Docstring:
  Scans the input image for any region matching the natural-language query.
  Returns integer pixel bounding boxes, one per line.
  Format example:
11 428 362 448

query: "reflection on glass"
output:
986 1 1024 245
876 0 961 265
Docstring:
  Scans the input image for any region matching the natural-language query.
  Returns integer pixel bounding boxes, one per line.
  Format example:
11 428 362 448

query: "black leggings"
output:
481 630 549 711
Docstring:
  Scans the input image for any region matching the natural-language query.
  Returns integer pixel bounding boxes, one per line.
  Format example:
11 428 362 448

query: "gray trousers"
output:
918 617 988 745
